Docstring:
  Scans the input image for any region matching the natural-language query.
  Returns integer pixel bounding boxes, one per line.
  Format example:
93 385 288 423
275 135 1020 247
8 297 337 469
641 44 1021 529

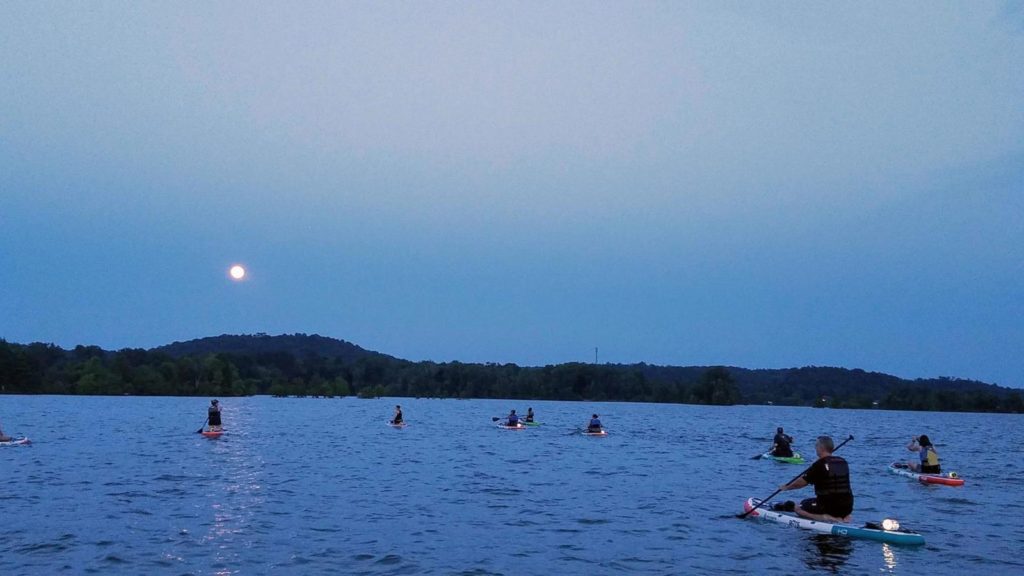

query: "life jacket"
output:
589 419 602 428
507 414 519 425
814 455 852 498
921 446 939 467
774 434 792 450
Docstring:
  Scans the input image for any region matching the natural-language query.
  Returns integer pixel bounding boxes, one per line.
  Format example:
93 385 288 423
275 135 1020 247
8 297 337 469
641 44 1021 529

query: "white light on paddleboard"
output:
229 265 246 280
881 518 900 531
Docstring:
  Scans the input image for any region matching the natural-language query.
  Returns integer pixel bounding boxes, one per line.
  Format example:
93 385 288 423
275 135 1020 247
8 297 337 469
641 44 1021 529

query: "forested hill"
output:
0 334 1020 413
154 333 385 363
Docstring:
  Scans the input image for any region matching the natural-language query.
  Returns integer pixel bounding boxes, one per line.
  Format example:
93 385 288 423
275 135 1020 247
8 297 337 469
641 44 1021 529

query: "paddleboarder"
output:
904 435 941 473
772 427 794 457
774 435 854 523
392 405 403 425
208 399 222 432
587 414 602 433
506 409 520 427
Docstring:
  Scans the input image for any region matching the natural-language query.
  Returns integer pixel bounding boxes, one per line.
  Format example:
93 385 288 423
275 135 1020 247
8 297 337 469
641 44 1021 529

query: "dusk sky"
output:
2 2 1022 387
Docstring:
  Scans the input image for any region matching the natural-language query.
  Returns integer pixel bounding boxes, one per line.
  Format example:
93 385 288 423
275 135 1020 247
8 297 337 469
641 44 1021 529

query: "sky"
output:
1 2 1022 387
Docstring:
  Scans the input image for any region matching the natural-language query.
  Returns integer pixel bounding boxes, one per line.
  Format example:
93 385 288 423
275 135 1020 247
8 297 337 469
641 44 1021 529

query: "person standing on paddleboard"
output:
772 427 794 457
905 435 941 473
392 405 403 425
587 414 602 433
775 435 854 523
208 400 222 432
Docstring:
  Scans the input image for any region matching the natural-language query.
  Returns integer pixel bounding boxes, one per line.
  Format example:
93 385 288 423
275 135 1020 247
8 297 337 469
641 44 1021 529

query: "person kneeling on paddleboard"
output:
772 427 794 457
506 410 520 427
392 405 403 425
905 435 940 473
208 400 222 432
775 435 854 523
525 407 535 423
587 414 602 432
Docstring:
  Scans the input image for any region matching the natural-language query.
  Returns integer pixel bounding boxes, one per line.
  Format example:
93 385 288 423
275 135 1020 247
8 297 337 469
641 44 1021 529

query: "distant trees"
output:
690 366 739 405
0 337 1021 414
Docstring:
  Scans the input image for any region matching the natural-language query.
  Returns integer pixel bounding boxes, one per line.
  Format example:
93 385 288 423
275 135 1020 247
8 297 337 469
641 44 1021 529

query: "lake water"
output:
2 395 1022 575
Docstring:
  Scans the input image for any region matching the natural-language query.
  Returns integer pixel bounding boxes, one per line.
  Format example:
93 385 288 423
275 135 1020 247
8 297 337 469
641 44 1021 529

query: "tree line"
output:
0 337 1020 413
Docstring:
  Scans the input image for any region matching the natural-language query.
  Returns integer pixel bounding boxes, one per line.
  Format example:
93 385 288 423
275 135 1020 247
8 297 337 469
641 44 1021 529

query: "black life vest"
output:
814 455 852 498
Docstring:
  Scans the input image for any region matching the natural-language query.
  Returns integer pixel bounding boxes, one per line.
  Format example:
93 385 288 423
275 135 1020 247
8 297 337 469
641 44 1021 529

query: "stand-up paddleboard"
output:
388 421 407 428
742 498 925 546
888 462 964 486
496 422 527 430
761 451 805 464
201 429 224 438
523 421 541 427
0 437 31 446
584 429 608 437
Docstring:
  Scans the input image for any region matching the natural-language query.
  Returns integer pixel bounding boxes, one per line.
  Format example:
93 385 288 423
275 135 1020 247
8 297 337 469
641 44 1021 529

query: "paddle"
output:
737 434 854 519
492 416 523 426
196 417 209 434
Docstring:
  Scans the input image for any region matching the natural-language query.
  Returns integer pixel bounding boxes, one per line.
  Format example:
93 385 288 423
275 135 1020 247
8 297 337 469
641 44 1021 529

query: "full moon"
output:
229 265 246 280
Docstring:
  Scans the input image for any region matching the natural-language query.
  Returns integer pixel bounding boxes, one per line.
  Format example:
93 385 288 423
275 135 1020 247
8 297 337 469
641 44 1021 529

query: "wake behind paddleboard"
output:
742 497 925 546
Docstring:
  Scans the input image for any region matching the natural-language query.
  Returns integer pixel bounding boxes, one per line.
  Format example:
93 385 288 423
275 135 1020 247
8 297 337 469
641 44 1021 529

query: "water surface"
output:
3 396 1021 574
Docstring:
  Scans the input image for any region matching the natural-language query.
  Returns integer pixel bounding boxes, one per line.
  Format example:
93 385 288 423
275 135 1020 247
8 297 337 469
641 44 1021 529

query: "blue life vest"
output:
589 418 601 428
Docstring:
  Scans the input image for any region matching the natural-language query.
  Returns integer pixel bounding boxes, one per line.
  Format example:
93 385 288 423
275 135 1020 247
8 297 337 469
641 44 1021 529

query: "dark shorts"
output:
921 464 941 474
800 497 853 518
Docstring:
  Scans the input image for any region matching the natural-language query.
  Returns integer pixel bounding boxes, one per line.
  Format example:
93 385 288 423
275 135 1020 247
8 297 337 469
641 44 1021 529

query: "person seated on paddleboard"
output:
506 409 520 427
587 414 602 432
775 435 854 523
392 405 403 425
905 435 940 473
208 399 222 431
525 407 535 423
771 427 794 457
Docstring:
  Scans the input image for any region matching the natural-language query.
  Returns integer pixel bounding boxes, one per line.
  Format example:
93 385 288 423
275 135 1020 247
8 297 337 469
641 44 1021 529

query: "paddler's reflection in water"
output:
802 535 852 573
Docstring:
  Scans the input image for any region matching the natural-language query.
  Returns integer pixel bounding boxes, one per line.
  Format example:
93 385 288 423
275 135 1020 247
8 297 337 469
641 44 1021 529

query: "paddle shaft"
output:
196 416 209 434
738 434 854 519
